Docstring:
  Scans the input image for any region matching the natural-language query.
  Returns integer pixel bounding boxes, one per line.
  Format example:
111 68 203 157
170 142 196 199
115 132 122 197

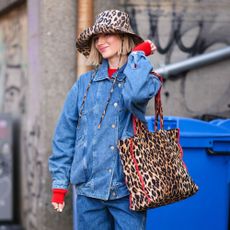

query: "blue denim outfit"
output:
49 51 161 228
75 194 146 230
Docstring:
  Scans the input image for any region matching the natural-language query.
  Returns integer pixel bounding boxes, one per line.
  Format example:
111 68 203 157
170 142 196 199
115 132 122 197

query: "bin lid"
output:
146 116 230 152
209 119 230 131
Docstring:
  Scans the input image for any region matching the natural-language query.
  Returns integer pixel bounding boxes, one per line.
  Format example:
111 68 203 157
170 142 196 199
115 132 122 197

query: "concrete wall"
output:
0 3 27 227
0 0 76 230
0 4 27 115
0 0 229 230
24 1 77 230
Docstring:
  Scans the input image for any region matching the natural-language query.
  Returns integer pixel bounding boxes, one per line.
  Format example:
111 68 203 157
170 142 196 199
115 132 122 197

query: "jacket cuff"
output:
51 189 68 203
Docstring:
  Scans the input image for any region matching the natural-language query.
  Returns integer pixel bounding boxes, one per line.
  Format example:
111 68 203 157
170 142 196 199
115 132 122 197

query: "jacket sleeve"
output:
48 81 79 190
122 51 162 122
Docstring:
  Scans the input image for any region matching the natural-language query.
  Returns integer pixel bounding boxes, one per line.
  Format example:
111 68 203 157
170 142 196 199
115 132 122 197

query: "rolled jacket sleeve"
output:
122 51 162 122
48 81 79 190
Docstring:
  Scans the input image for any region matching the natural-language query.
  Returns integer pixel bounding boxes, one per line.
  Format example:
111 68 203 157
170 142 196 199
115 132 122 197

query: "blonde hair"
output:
87 34 135 66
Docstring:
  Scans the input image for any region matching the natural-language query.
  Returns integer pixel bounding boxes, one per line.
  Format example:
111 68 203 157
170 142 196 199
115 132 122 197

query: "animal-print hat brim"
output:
76 9 144 57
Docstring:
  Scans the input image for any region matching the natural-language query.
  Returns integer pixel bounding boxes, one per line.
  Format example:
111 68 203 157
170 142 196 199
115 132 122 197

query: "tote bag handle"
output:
151 71 164 131
132 72 164 134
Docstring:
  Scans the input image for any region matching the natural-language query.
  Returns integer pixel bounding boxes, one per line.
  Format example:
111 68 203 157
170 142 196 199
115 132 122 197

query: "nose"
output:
96 35 106 45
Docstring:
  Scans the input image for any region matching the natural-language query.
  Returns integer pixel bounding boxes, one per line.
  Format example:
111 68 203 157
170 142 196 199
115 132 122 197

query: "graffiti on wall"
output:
0 12 26 114
124 0 230 60
0 6 44 230
123 0 230 118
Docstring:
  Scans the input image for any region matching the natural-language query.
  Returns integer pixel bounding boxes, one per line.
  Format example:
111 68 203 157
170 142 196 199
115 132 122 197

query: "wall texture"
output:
0 3 27 227
0 1 76 230
0 4 27 115
24 1 77 229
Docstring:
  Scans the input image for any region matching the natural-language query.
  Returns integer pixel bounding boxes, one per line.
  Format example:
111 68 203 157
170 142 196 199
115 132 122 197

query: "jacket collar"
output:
93 59 126 82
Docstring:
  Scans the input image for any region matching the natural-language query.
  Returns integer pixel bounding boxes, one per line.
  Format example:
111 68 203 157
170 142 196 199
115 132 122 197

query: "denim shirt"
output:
48 51 161 200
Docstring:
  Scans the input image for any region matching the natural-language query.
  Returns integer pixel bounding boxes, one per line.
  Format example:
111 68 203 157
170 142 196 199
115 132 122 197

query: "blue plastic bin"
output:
209 119 230 131
146 116 230 230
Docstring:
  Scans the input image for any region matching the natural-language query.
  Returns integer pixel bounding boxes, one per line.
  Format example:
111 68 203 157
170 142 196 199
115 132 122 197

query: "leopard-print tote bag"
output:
118 73 198 211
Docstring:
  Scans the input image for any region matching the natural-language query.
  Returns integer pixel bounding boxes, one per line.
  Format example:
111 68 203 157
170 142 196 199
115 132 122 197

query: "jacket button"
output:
111 124 116 128
108 169 112 173
114 102 118 108
112 192 116 197
110 146 115 151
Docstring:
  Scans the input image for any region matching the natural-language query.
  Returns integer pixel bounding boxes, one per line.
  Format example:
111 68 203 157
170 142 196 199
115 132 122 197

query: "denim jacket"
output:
48 51 161 200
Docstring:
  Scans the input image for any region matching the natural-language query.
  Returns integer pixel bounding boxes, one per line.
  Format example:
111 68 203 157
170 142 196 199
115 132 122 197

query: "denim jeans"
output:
75 195 146 230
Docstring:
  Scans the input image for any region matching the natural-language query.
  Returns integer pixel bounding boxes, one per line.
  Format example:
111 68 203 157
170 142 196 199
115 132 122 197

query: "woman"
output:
49 9 161 230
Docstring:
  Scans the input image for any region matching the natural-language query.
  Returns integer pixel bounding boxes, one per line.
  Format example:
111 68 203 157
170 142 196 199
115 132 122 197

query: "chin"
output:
101 53 112 59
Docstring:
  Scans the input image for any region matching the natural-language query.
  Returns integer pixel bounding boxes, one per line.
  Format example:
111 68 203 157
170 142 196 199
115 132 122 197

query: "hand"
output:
52 202 65 212
146 40 157 54
132 40 157 56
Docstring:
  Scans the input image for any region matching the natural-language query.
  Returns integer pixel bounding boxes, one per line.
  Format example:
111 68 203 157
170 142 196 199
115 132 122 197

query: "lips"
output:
98 46 109 53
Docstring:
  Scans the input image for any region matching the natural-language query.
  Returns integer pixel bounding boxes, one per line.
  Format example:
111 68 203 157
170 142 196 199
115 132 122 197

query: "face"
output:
94 33 122 60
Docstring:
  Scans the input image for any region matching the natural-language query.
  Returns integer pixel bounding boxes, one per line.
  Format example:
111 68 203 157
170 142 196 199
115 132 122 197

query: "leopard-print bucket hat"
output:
76 9 144 57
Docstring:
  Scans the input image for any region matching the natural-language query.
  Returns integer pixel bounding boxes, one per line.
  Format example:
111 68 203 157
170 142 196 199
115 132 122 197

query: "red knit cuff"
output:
133 41 152 56
51 189 68 204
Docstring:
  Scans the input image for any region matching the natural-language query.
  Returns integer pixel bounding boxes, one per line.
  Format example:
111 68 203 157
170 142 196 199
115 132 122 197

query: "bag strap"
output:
132 71 164 134
151 71 164 131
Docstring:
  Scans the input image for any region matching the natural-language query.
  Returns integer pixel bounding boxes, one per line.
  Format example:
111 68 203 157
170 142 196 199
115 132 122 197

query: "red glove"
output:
133 40 157 56
51 188 68 204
